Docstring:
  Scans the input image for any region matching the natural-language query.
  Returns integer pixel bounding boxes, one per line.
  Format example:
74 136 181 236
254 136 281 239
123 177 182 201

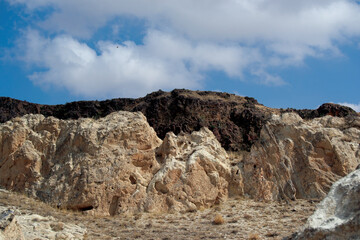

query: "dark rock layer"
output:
0 89 357 151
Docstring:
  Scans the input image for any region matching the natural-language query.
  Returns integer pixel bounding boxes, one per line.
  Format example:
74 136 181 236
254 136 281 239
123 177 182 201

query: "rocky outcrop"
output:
241 113 360 201
0 110 359 215
2 90 357 152
286 169 360 240
144 128 241 213
0 206 86 240
0 112 238 215
0 208 24 240
0 111 162 215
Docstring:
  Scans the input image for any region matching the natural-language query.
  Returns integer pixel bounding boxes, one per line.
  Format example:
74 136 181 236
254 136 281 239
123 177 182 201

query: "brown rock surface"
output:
241 112 360 201
2 90 356 152
0 111 162 215
145 128 240 213
0 112 239 215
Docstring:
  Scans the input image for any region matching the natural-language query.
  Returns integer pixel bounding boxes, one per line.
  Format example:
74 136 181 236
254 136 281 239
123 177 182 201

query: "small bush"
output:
213 214 225 225
248 233 261 240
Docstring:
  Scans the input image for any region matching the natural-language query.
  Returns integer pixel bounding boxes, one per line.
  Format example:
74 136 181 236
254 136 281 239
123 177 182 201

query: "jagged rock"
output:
144 128 241 213
0 90 277 152
0 111 162 215
242 113 360 201
0 206 86 240
285 169 360 240
0 208 24 240
0 112 238 215
1 90 357 153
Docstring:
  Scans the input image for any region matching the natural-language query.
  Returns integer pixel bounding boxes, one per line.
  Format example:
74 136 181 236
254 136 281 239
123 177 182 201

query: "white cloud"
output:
7 0 360 98
22 30 267 98
338 102 360 112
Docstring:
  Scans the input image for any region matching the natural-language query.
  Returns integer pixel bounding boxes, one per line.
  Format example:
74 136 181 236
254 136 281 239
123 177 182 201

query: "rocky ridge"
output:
0 110 359 216
1 89 357 152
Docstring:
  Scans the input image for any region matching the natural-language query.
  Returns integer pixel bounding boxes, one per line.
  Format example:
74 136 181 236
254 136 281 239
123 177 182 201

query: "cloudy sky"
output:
1 0 360 111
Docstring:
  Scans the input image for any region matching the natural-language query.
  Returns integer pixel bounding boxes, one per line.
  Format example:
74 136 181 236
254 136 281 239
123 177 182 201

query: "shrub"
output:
213 214 225 225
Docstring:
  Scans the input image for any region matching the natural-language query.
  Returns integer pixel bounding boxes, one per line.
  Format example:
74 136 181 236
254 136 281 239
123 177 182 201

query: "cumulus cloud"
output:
22 30 267 98
338 102 360 112
7 0 360 98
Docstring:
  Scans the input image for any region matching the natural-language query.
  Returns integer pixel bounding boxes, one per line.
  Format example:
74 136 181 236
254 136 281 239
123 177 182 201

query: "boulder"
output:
0 111 162 215
0 208 24 240
144 128 240 213
242 113 360 201
0 206 86 240
285 169 360 239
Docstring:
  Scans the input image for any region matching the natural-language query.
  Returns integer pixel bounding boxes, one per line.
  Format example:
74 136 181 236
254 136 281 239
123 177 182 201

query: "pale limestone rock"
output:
286 169 360 240
144 128 236 213
0 112 235 215
0 112 162 215
0 208 24 240
242 113 360 201
0 206 86 240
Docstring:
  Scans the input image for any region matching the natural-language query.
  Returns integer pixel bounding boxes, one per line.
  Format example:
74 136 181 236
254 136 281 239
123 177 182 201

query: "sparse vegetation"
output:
0 189 317 239
213 214 225 225
248 233 261 240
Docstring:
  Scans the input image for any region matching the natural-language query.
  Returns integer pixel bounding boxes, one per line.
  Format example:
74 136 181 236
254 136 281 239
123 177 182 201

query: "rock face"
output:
0 110 359 215
145 128 240 213
286 169 360 240
0 206 86 240
0 208 24 240
1 90 357 152
242 113 360 201
0 112 162 215
0 112 236 215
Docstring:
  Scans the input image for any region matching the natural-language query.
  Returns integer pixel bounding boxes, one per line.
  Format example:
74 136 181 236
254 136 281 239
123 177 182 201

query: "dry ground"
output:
0 189 317 240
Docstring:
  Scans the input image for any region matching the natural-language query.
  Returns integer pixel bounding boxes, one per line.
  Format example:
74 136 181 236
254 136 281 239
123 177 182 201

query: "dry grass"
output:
0 189 317 240
248 233 261 240
213 214 225 225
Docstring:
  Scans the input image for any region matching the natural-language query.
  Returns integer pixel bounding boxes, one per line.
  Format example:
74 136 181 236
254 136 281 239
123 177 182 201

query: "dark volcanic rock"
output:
0 90 357 151
283 103 357 119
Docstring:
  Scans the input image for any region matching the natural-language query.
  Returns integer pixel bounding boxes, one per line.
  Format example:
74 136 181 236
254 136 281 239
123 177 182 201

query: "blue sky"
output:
1 0 360 111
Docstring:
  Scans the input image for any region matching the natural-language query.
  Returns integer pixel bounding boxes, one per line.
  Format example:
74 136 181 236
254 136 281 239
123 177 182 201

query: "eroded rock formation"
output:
0 206 86 240
286 169 360 240
145 128 242 213
0 110 359 216
242 113 360 201
0 112 162 215
0 112 239 215
1 90 357 152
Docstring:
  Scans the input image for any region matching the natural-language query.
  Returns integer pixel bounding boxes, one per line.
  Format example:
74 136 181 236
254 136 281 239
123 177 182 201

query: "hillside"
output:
0 89 357 151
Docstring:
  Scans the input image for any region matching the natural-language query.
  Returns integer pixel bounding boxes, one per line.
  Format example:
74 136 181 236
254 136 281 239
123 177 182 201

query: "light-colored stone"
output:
0 112 162 215
0 208 24 240
242 113 360 201
286 169 360 240
0 112 236 215
0 206 86 240
145 128 236 213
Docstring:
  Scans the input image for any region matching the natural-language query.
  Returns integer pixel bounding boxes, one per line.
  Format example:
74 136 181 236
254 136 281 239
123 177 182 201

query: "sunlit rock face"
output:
0 112 236 215
0 112 162 215
0 111 359 216
285 169 360 240
144 128 236 213
242 113 360 201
